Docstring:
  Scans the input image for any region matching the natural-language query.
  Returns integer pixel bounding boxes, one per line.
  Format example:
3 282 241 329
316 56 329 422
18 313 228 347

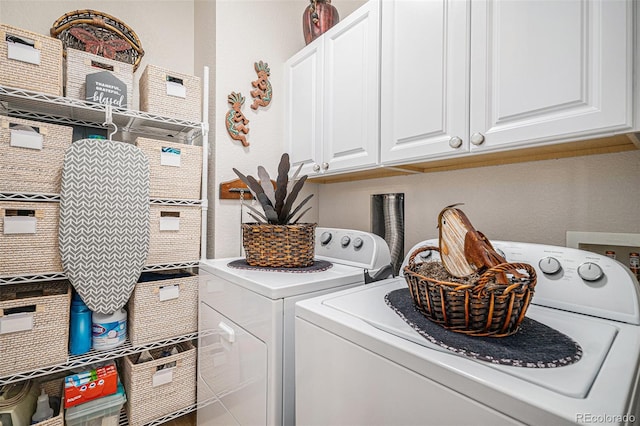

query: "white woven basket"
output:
135 137 202 200
122 341 196 426
139 64 201 122
0 116 73 194
0 201 63 277
0 24 63 96
0 281 70 377
128 270 198 347
146 205 201 266
64 48 134 109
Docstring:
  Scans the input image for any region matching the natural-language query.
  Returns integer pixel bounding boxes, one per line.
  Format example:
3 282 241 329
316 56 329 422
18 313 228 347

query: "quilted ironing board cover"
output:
59 139 150 314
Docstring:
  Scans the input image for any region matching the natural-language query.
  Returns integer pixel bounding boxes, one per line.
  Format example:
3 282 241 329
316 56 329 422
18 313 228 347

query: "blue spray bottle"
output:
69 291 92 355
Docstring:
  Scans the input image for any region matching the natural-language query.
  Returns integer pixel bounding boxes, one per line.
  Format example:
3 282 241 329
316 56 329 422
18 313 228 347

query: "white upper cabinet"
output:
381 0 633 164
286 0 380 176
380 0 470 163
469 0 633 152
284 42 324 177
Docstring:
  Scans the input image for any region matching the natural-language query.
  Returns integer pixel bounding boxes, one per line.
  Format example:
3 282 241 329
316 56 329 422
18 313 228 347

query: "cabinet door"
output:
285 42 324 177
469 0 633 152
322 0 380 174
380 0 470 164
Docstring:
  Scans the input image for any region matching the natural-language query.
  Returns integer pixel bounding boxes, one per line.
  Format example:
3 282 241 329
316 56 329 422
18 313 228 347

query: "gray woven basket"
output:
64 48 134 109
139 64 201 122
122 341 196 426
0 116 73 194
135 137 202 200
0 281 70 377
0 201 63 277
128 270 198 347
0 24 63 96
146 205 201 266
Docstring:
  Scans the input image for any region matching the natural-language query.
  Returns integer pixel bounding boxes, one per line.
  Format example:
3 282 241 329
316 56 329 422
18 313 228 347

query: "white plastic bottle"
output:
31 389 53 423
92 308 127 350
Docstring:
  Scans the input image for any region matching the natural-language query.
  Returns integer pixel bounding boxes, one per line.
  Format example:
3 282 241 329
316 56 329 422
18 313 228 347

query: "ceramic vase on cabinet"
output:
303 0 339 45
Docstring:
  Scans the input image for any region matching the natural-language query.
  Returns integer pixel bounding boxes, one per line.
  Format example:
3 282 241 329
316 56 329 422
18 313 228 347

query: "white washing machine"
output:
197 227 392 426
295 240 640 425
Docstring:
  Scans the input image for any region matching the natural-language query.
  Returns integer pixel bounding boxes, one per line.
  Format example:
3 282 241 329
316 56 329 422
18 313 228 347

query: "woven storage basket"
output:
36 377 64 426
0 117 73 194
0 24 63 96
135 137 202 200
403 246 537 337
242 223 316 268
139 64 201 122
64 48 134 109
0 201 63 277
0 281 70 376
128 270 198 347
122 341 196 426
146 205 201 265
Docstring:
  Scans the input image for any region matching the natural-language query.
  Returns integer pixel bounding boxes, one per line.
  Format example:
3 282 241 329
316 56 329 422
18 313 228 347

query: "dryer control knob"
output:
320 231 332 245
341 236 351 248
538 257 562 275
353 237 364 249
577 262 604 282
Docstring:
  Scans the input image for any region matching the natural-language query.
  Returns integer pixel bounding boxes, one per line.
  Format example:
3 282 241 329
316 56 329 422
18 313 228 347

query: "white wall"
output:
210 0 364 258
318 150 640 253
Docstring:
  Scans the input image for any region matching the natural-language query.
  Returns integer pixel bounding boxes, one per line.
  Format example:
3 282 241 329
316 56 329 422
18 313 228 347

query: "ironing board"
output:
59 138 150 314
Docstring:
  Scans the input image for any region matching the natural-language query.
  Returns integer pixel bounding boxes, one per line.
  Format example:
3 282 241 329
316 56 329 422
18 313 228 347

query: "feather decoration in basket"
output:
233 153 316 267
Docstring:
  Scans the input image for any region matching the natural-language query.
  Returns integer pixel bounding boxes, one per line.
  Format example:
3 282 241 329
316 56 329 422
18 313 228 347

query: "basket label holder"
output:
152 366 175 387
0 312 35 335
159 212 180 231
9 127 44 150
165 76 186 99
160 147 181 167
3 214 38 234
6 35 41 65
157 284 180 301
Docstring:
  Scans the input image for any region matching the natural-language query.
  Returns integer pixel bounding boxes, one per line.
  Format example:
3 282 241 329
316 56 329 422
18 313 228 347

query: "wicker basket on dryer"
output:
403 245 537 337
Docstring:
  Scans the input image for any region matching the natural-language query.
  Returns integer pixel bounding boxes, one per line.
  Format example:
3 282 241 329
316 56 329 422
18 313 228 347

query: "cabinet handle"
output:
321 162 329 171
313 163 321 172
448 136 463 149
470 132 485 146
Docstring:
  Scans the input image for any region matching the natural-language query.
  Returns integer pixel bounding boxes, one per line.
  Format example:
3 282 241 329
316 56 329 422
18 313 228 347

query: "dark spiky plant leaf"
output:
257 166 276 205
291 207 312 224
244 202 268 222
246 175 265 198
247 212 266 224
287 162 304 194
274 153 290 217
278 175 308 223
257 193 278 223
285 193 314 223
233 168 263 197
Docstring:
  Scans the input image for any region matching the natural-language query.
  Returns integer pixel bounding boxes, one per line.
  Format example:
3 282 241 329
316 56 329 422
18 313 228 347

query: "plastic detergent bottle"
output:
92 309 127 350
31 389 53 423
69 292 92 355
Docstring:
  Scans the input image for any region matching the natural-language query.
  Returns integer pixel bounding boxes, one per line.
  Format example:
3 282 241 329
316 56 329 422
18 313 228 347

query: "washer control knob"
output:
577 262 604 282
353 237 364 249
320 231 332 245
538 257 562 275
341 236 351 248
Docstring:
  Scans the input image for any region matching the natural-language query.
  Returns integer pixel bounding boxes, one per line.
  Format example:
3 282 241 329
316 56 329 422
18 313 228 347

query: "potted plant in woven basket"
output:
233 153 315 268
